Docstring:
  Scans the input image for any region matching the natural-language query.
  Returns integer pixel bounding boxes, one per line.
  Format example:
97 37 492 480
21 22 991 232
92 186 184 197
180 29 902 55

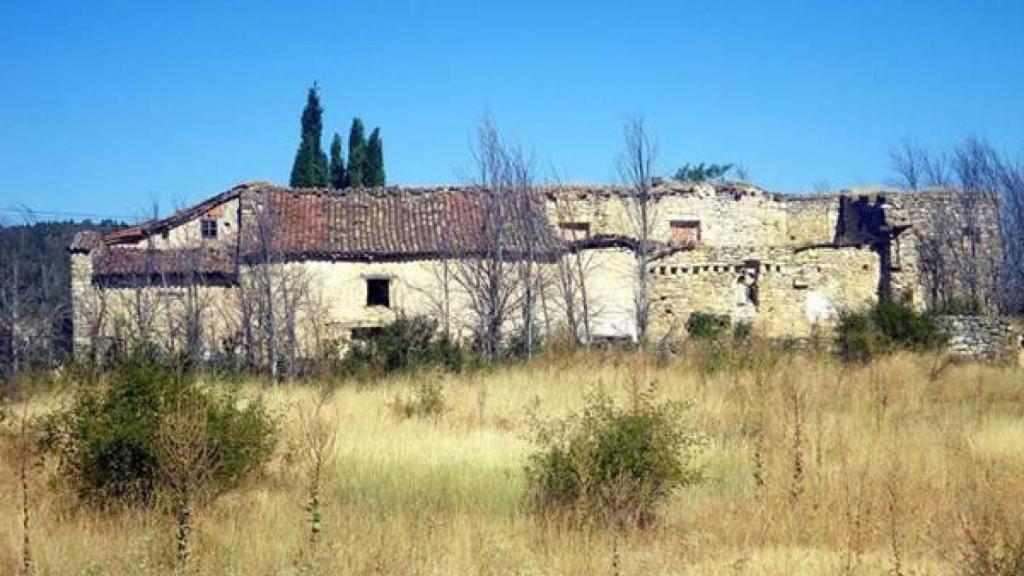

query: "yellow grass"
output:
2 351 1023 575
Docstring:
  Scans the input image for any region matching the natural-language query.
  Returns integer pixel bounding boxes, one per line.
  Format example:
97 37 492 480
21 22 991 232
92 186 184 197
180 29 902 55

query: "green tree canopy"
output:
289 85 329 188
346 118 368 187
329 132 345 190
367 127 385 187
673 162 733 183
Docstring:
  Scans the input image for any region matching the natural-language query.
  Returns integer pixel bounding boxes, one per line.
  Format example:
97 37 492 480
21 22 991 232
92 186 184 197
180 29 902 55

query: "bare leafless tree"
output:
998 155 1024 313
888 137 1020 313
888 139 929 191
0 209 72 377
237 191 324 380
888 138 950 191
0 219 26 377
243 193 283 383
155 400 216 574
548 189 599 346
507 142 546 357
412 240 458 342
170 225 215 367
618 117 658 347
449 117 527 360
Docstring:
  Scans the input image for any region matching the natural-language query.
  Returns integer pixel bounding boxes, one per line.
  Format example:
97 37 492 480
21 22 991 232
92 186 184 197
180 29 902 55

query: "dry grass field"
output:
2 350 1023 575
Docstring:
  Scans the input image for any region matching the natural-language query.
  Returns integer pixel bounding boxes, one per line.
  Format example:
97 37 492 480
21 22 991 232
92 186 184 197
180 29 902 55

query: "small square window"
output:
558 221 591 241
200 219 218 239
669 220 700 246
366 278 391 307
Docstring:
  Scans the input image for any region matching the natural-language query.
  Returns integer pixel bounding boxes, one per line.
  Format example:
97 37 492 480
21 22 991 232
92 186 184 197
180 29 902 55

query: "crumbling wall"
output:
936 315 1018 361
119 197 241 250
546 184 789 247
649 245 880 340
888 192 1002 312
785 196 840 245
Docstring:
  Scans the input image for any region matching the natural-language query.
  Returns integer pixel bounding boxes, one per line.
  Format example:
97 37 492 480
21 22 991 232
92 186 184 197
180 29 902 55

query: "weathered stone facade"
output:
69 180 1003 358
936 315 1020 361
544 181 1001 340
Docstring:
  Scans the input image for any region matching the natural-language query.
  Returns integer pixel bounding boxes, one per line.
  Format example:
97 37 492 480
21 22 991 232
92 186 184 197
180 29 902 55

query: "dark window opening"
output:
200 219 218 239
558 221 591 241
962 226 979 258
351 327 384 341
366 278 391 307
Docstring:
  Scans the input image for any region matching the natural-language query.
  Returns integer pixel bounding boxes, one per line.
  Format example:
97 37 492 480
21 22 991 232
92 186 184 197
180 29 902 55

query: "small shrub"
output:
836 310 887 363
39 355 276 506
525 383 704 527
505 325 545 359
733 320 753 342
686 312 731 341
342 315 465 375
837 299 947 363
391 379 447 420
934 297 984 316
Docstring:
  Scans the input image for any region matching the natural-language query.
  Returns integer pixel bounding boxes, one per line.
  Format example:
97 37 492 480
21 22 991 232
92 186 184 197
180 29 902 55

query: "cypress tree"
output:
289 85 329 188
367 128 386 187
346 118 367 188
329 133 345 190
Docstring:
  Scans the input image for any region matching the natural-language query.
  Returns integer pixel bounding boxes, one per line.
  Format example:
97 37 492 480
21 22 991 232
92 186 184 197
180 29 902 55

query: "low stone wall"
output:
936 315 1019 361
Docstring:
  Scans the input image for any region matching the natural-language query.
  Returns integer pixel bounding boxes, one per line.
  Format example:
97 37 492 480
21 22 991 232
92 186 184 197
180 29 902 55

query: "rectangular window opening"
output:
558 221 591 241
351 326 384 341
669 220 700 246
200 219 218 239
366 278 391 307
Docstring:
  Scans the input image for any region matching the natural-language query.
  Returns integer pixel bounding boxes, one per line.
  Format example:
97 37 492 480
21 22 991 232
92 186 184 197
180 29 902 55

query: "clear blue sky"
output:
1 0 1022 221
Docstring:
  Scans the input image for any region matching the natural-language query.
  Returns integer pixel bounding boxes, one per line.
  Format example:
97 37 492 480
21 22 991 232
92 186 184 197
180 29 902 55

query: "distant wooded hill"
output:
0 219 124 381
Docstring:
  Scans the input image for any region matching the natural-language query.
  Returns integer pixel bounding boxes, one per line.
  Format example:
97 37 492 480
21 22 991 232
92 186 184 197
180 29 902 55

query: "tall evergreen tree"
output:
289 85 329 188
329 133 345 190
346 118 367 188
366 128 386 187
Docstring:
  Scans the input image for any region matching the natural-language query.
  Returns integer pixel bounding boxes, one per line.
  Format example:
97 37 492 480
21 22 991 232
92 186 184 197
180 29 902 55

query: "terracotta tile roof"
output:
103 183 252 245
93 247 237 279
240 186 564 261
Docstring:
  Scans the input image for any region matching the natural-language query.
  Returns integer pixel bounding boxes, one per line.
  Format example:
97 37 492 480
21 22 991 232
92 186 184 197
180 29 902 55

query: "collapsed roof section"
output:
69 180 951 281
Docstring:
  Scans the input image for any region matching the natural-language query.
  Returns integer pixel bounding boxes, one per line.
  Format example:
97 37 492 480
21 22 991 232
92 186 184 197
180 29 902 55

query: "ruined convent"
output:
69 180 1000 359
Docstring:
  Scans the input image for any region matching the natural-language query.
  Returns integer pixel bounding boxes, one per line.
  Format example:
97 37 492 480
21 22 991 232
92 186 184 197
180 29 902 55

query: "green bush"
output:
933 296 983 316
504 325 545 359
40 356 276 506
525 384 704 527
685 312 731 341
390 378 448 420
732 320 754 342
342 315 465 375
837 299 947 363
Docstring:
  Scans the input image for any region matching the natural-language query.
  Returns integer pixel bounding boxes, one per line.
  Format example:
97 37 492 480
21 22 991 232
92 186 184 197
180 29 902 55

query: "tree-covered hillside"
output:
0 219 123 381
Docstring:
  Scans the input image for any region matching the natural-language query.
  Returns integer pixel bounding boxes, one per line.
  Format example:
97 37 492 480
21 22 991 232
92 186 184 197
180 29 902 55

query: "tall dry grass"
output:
1 350 1023 575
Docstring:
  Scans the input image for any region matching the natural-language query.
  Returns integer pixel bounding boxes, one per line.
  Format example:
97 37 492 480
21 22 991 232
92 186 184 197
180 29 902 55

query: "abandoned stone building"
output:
69 180 1002 360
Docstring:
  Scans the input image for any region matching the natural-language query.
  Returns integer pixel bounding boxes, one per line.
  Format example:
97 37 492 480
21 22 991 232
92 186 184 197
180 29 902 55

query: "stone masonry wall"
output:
649 245 880 340
936 315 1019 361
547 184 789 248
73 184 1007 356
